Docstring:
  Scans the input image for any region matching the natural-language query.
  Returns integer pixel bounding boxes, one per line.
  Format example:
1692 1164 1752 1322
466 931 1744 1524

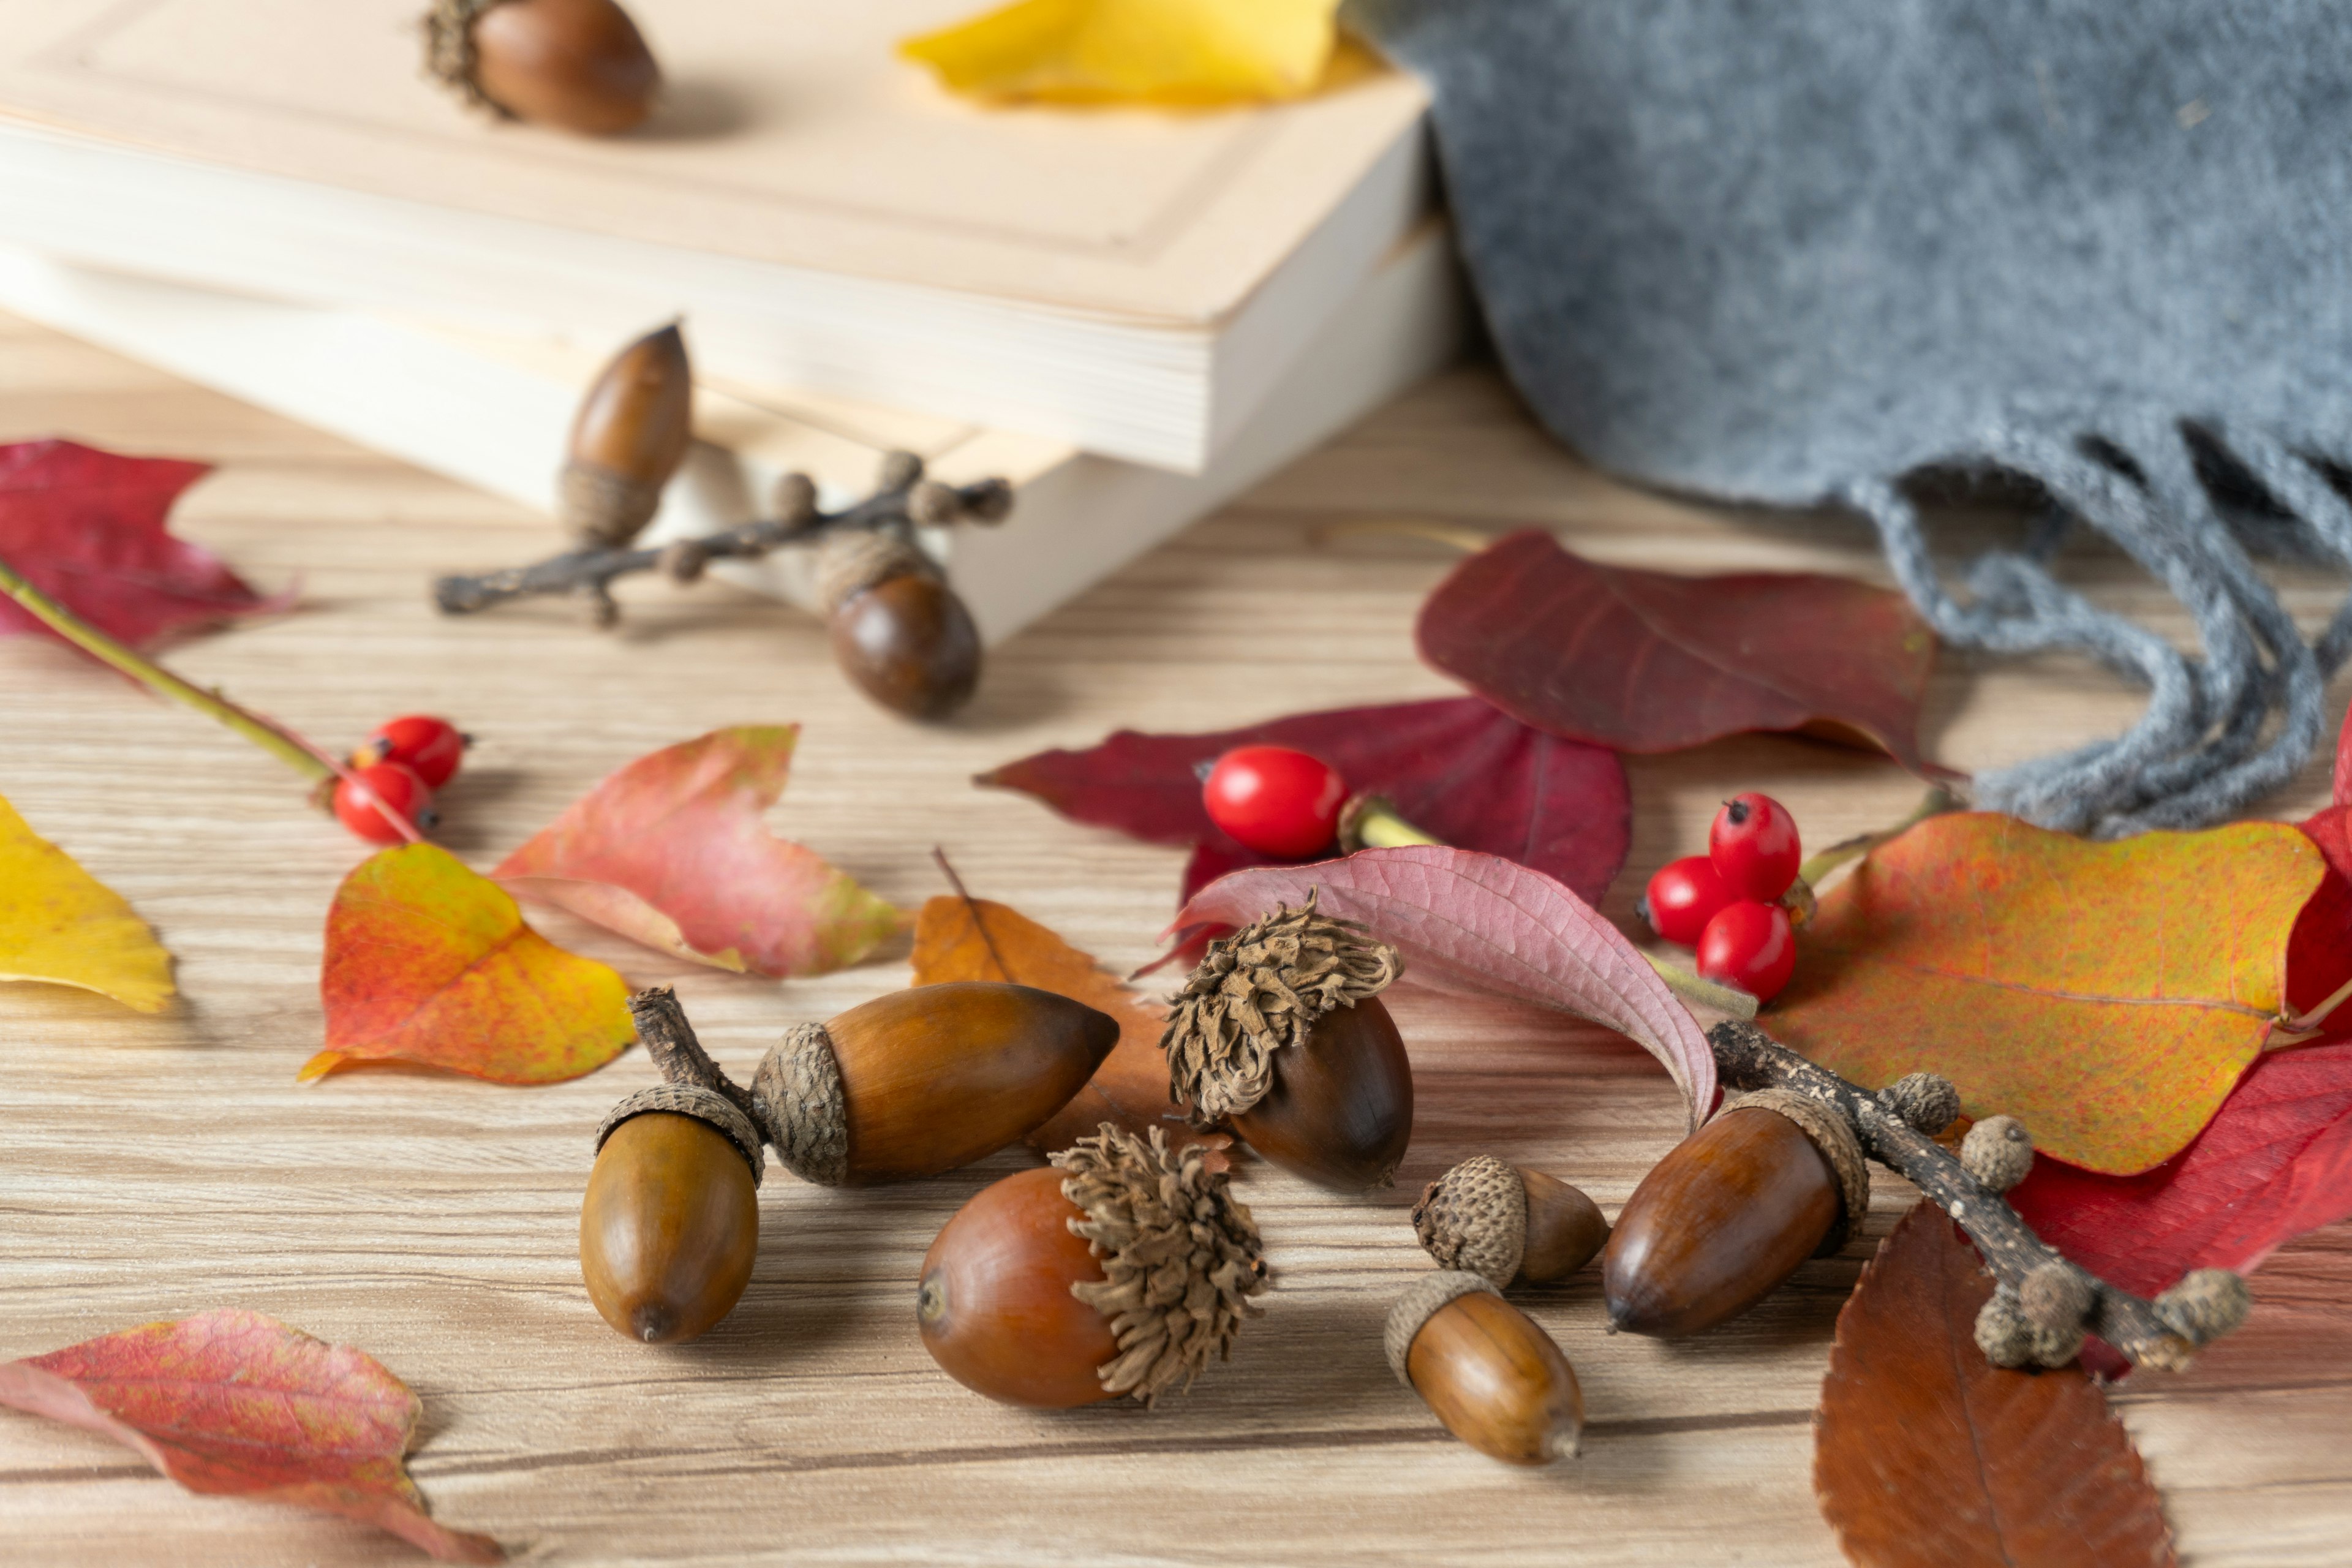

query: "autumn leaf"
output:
911 890 1223 1162
494 725 902 978
1170 845 1715 1124
1768 813 2323 1175
1815 1204 2174 1567
0 439 284 651
1416 530 1942 773
0 790 173 1012
901 0 1342 105
0 1309 500 1562
979 696 1629 910
309 843 635 1084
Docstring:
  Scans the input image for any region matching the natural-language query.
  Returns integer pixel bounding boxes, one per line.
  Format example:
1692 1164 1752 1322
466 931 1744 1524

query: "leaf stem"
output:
1794 784 1967 891
2280 967 2352 1038
1309 518 1494 556
1643 951 1760 1021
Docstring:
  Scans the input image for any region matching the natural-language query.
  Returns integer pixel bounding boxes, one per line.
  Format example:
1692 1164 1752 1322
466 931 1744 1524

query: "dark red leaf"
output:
0 440 284 650
977 695 1629 908
1415 529 1942 772
2286 804 2352 1044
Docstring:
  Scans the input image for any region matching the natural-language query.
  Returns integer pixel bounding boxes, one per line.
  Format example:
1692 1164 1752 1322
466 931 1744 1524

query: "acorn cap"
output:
1728 1088 1869 1256
423 0 503 110
1412 1156 1526 1286
1053 1123 1267 1405
1161 890 1402 1125
749 1022 848 1185
816 530 933 616
1384 1270 1499 1385
595 1083 764 1186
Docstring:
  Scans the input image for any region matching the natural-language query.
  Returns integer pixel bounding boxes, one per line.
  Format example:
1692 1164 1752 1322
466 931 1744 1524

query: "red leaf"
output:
0 439 284 650
1169 845 1714 1123
978 696 1629 908
1415 530 1942 772
2285 804 2352 1042
493 725 903 978
1815 1204 2174 1567
0 1309 500 1562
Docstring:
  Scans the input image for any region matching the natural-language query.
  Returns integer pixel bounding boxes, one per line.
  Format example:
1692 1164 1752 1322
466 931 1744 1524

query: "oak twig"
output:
1711 1019 2250 1373
431 452 1011 621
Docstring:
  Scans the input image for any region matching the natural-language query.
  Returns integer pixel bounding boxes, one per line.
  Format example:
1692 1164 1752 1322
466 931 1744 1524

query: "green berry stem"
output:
0 552 422 843
1791 783 1966 892
1642 952 1759 1021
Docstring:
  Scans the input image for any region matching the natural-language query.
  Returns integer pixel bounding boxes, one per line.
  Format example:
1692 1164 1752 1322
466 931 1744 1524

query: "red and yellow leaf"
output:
309 843 634 1084
1770 813 2323 1174
1815 1204 2173 1567
0 439 284 651
901 0 1343 105
0 1309 500 1562
0 790 173 1012
494 725 902 978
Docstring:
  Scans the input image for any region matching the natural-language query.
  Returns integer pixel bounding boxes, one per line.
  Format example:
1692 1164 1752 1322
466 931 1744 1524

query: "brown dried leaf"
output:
908 893 1226 1166
1816 1203 2175 1568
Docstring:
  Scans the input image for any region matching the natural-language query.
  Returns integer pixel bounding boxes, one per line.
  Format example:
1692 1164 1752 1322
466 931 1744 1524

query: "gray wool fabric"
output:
1346 0 2352 835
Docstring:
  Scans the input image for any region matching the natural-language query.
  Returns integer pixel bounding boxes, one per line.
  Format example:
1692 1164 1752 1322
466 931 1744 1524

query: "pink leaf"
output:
493 725 902 978
0 439 286 650
1169 845 1714 1124
0 1309 499 1562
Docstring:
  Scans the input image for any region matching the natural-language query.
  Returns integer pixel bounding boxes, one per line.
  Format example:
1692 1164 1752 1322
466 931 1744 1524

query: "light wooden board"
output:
2 311 2348 1566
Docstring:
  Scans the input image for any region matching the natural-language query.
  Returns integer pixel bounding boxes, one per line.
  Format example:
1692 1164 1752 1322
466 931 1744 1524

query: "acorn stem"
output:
626 986 764 1128
1708 1019 2247 1372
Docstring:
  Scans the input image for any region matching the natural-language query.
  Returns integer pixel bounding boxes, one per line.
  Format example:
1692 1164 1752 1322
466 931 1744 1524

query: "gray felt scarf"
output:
1347 0 2352 836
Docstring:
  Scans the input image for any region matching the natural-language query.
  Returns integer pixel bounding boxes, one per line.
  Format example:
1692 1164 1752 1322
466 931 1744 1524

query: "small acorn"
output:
1386 1272 1582 1464
424 0 660 135
1413 1156 1610 1287
579 1084 764 1344
918 1124 1265 1407
747 982 1118 1185
1601 1089 1873 1338
818 530 982 722
1160 892 1412 1191
557 323 694 548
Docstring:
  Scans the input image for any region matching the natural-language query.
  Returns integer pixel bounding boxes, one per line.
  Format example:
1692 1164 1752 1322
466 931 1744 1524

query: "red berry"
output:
333 762 437 844
1642 855 1733 946
1696 900 1796 1003
1201 745 1348 859
1708 792 1801 900
362 715 469 789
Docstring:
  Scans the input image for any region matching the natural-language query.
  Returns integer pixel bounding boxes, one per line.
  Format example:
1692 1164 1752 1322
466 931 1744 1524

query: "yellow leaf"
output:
0 791 173 1013
900 0 1345 105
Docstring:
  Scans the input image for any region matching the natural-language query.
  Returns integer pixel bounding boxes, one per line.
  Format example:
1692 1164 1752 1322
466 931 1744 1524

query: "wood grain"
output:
2 311 2350 1564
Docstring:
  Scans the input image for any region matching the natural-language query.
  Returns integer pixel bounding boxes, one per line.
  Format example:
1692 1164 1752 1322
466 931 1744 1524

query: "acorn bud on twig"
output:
559 323 693 548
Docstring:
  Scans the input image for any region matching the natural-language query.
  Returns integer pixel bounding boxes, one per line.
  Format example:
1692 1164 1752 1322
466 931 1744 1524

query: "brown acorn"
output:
579 1084 764 1344
424 0 660 136
1386 1272 1582 1464
746 982 1118 1186
558 323 694 548
817 530 982 722
1161 893 1412 1191
1413 1156 1610 1287
918 1125 1265 1407
1600 1090 1871 1338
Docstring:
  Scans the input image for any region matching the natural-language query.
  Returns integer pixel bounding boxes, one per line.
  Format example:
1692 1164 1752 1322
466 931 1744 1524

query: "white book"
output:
0 225 1462 643
0 0 1431 473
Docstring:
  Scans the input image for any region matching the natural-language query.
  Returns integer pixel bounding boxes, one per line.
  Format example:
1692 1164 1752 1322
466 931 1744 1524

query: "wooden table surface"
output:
3 310 2349 1567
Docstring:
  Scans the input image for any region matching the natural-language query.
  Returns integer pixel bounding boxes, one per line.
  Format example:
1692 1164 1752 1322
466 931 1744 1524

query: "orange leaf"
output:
308 843 635 1084
0 1309 500 1562
910 892 1224 1163
1815 1204 2173 1567
1770 813 2324 1174
494 725 902 978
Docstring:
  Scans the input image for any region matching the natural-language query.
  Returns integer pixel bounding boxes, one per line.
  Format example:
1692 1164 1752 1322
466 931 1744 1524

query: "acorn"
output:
424 0 660 136
918 1124 1265 1407
1386 1272 1582 1464
1413 1156 1610 1287
818 530 982 722
1161 892 1412 1191
579 1084 764 1344
557 323 694 548
747 982 1118 1186
1601 1089 1872 1338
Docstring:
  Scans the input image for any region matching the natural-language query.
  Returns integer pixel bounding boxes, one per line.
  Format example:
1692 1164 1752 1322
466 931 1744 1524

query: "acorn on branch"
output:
579 1084 764 1344
918 1124 1266 1407
817 527 983 722
1160 893 1412 1191
556 323 694 550
1412 1156 1609 1287
1387 1272 1582 1464
425 0 660 135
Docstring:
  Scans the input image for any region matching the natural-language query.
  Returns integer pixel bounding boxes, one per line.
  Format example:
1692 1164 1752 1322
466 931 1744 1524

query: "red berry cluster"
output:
1642 792 1802 1003
331 715 469 844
